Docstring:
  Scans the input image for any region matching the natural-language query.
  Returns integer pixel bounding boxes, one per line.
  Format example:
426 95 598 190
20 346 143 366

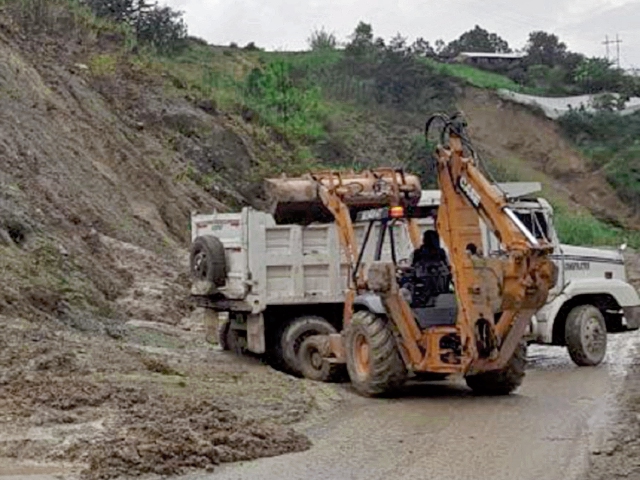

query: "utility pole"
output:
603 35 622 67
616 34 622 68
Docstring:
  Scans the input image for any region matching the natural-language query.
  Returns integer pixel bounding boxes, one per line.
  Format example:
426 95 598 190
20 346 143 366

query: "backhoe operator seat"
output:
406 230 453 304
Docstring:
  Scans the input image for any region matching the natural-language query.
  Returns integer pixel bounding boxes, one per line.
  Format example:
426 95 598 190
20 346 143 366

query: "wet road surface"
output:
189 332 639 480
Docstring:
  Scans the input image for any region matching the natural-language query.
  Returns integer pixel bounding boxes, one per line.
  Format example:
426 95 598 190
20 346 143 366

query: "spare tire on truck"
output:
190 235 227 287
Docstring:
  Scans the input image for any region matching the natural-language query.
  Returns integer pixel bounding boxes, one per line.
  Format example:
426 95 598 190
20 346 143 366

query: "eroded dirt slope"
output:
459 87 640 229
0 11 341 479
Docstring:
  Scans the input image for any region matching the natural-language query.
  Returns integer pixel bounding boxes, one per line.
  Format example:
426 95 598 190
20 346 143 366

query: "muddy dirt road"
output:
186 333 639 480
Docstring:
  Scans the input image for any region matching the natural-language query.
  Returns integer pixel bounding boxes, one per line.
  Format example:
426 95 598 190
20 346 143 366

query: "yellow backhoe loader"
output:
264 113 558 396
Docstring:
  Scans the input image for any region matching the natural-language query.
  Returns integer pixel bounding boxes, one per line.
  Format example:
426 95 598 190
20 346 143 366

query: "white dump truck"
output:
189 182 640 379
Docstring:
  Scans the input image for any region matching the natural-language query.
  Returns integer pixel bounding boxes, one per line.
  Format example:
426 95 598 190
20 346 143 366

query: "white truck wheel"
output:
297 335 346 382
279 316 338 377
565 305 607 366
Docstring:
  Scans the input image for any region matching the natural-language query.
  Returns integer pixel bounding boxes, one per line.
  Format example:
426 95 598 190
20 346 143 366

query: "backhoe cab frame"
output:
271 114 558 395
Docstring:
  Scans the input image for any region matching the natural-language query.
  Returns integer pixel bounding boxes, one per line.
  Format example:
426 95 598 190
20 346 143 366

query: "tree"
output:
443 25 511 57
81 0 188 53
388 33 408 55
525 64 568 94
524 31 568 67
308 27 337 51
411 37 435 58
82 0 137 23
243 42 260 51
573 57 624 94
345 21 375 57
135 3 187 53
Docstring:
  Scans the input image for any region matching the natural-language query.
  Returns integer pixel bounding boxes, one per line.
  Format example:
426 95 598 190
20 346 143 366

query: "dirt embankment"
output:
459 88 640 230
0 11 342 479
0 232 344 479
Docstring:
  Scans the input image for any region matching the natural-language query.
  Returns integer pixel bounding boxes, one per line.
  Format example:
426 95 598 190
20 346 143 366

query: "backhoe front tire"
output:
465 342 527 396
344 310 407 397
565 305 607 366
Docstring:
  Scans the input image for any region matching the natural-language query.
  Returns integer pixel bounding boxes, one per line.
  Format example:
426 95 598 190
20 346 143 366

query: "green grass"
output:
553 209 640 248
423 59 522 91
558 110 640 213
21 1 635 251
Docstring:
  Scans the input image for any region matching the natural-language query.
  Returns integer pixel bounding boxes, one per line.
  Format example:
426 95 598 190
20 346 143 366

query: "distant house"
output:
454 51 525 69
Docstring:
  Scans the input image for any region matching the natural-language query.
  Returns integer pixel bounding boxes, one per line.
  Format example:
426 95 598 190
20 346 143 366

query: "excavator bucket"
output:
264 169 422 224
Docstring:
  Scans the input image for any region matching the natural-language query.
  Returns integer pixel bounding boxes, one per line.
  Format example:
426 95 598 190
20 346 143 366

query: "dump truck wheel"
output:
565 305 607 366
465 342 527 396
190 235 227 286
279 316 338 376
298 335 346 382
344 310 407 397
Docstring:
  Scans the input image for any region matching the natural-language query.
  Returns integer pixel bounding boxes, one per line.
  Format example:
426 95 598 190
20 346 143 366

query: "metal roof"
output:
457 51 525 59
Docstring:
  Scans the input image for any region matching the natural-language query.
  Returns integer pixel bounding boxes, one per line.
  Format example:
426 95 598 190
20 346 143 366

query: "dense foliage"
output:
559 109 640 209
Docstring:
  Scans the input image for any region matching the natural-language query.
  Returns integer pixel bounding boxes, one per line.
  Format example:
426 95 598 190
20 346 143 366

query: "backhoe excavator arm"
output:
430 114 557 372
264 114 557 383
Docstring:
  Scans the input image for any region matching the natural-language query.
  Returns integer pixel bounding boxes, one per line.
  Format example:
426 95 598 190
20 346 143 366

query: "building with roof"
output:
454 51 525 69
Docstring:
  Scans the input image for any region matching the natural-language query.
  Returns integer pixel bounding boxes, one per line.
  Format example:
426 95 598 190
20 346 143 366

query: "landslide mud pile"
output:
0 307 321 478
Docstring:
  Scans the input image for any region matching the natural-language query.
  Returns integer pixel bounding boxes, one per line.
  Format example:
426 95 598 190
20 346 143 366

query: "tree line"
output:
309 23 639 97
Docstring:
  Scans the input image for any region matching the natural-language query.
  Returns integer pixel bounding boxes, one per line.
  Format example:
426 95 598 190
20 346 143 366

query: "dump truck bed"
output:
191 208 423 308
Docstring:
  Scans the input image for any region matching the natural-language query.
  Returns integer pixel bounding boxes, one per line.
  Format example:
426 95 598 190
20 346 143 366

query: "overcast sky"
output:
166 0 640 69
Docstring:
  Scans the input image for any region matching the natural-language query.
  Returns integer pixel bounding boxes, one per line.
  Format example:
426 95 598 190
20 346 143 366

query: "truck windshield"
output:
513 210 550 241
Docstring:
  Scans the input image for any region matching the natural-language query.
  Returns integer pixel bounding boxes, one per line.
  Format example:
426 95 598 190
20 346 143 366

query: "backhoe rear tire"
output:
344 310 407 397
465 342 527 396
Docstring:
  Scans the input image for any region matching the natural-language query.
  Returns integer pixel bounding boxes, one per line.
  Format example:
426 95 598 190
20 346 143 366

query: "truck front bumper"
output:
623 306 640 330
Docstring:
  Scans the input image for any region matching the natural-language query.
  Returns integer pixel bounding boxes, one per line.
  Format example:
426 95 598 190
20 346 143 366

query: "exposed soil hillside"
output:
0 12 343 479
459 88 640 230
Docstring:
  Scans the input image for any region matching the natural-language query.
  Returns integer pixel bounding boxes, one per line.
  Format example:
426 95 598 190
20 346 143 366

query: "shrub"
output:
244 60 327 141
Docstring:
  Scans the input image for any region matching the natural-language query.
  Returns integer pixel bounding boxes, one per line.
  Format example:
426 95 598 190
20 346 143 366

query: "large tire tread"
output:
345 310 407 397
565 305 607 366
297 335 347 383
278 316 338 377
190 235 227 286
